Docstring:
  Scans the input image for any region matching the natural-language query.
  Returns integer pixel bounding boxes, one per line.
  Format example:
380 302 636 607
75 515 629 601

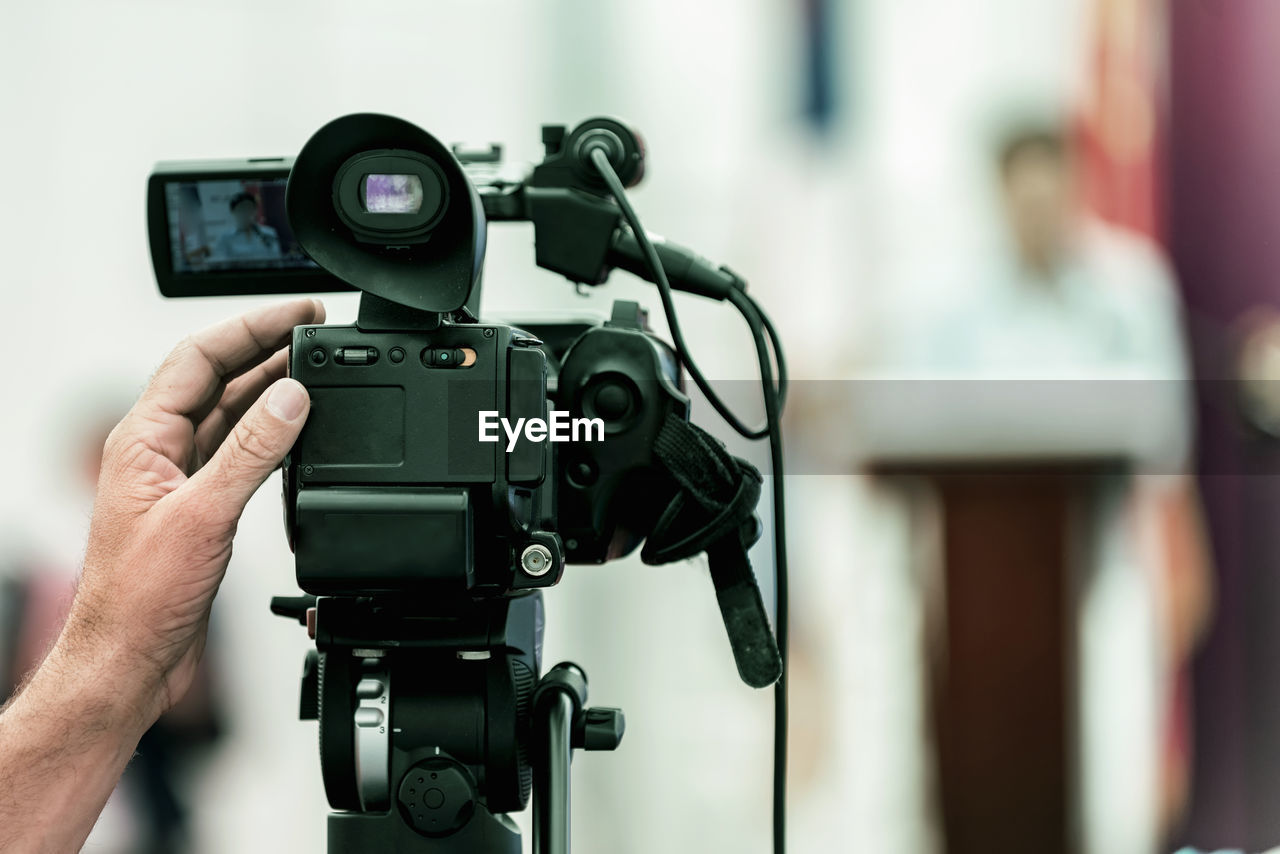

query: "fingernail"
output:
267 379 308 421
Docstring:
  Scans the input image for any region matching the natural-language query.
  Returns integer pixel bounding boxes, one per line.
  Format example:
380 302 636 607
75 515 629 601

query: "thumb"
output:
187 378 310 519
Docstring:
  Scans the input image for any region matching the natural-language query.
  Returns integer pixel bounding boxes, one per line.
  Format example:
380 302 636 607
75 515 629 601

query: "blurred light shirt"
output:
896 217 1191 469
908 219 1185 376
213 224 281 261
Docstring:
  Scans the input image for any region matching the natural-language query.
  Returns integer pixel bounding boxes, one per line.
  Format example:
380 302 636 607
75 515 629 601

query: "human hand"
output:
68 298 324 724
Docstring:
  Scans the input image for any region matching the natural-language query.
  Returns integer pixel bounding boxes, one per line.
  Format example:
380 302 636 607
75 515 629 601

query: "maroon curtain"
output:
1169 1 1280 848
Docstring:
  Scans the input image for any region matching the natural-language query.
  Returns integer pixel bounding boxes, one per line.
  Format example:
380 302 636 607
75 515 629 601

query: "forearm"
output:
0 610 162 853
0 301 317 853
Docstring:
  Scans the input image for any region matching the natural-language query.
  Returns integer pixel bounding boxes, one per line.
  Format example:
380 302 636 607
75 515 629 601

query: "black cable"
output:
745 289 788 413
590 148 790 854
758 294 788 409
592 149 778 440
728 287 788 854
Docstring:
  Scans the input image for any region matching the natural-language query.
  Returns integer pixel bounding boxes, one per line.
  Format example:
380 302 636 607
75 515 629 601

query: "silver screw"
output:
520 544 554 578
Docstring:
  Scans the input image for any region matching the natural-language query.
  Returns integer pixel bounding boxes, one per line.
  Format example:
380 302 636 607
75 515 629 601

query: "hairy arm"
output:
0 298 323 853
0 621 159 851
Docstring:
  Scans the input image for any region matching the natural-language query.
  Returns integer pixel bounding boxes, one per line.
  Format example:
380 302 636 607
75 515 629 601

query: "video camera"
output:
147 114 787 854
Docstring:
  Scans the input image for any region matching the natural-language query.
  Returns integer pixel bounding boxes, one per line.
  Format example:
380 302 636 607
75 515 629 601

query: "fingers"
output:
192 347 289 463
139 299 324 419
181 378 311 522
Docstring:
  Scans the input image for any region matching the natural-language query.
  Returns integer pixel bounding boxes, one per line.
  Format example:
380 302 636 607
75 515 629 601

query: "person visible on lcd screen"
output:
213 191 281 262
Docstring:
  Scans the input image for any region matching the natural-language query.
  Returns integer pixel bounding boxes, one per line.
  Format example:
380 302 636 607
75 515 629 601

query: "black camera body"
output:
284 308 689 599
284 318 555 596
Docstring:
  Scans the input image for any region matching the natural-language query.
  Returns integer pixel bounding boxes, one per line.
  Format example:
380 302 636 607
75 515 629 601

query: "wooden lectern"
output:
846 377 1161 854
881 462 1120 854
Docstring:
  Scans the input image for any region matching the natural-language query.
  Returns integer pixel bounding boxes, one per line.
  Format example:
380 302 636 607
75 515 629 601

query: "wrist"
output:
51 597 170 733
0 609 161 853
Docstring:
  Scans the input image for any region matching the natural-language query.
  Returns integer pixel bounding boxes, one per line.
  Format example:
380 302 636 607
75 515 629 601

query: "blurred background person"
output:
886 110 1213 853
901 118 1191 381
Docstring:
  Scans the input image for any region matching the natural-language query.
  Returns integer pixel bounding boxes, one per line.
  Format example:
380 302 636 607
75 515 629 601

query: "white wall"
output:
0 1 1090 851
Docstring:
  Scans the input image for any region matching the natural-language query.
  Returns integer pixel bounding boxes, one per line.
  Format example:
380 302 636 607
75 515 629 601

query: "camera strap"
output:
641 413 784 689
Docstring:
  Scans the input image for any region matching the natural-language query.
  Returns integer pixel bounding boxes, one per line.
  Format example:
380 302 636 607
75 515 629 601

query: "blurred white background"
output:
0 1 1097 851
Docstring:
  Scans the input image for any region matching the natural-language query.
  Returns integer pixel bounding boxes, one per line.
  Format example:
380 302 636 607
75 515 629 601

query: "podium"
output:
883 462 1120 854
843 376 1169 854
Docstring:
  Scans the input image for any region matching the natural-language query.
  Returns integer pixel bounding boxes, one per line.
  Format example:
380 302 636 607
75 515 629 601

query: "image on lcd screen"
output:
165 178 318 274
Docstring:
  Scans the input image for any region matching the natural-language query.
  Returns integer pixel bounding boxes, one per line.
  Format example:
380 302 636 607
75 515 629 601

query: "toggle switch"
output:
421 348 469 368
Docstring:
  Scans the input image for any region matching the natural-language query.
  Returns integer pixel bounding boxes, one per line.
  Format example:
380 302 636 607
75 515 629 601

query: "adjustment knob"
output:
542 124 567 156
575 706 626 752
593 381 631 420
397 757 477 837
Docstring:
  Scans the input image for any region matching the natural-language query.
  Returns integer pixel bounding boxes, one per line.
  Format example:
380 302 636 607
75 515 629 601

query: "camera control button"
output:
354 707 384 728
335 347 379 366
356 678 385 700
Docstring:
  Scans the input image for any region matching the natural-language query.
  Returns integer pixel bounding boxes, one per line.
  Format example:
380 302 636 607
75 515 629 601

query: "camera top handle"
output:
461 118 746 304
